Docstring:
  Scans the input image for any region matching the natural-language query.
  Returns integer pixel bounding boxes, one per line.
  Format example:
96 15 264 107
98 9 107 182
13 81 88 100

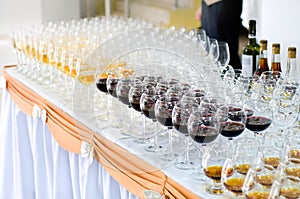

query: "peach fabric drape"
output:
2 66 201 199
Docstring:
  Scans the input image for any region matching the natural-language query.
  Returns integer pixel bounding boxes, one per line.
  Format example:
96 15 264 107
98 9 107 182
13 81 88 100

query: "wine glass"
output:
221 137 260 197
209 38 219 65
201 141 231 195
142 85 166 152
155 92 181 161
242 163 275 199
269 174 300 199
116 76 132 134
187 106 222 181
244 99 272 137
128 80 145 141
271 82 299 135
220 104 247 141
218 41 230 68
172 97 197 170
75 61 96 111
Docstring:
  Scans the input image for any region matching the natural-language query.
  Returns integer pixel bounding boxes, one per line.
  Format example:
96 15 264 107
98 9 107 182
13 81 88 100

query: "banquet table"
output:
0 65 229 199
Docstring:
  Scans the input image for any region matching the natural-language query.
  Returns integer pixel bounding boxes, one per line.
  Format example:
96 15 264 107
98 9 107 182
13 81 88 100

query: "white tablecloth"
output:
0 87 138 199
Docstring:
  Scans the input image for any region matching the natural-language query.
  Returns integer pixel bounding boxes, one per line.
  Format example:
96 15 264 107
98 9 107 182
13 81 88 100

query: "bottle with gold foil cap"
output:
254 40 269 76
285 47 297 81
271 43 282 72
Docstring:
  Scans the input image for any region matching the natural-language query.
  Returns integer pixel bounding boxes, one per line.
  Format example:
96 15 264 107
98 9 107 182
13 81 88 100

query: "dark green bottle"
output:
242 20 260 77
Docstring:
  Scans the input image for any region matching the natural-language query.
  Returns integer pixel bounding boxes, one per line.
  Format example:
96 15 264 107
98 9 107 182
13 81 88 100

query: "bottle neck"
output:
248 34 257 44
272 54 281 63
286 58 298 78
260 49 268 58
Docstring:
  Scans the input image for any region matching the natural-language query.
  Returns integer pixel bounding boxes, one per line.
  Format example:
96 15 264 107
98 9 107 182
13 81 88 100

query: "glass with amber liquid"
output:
242 164 275 199
271 43 282 72
202 142 232 195
254 40 269 76
222 137 259 197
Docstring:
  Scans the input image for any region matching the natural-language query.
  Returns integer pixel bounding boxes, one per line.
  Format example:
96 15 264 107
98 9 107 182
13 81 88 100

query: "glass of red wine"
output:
128 80 146 143
155 91 181 161
142 83 168 152
115 76 133 134
219 104 247 141
245 99 272 137
187 106 222 181
172 89 205 170
95 72 110 121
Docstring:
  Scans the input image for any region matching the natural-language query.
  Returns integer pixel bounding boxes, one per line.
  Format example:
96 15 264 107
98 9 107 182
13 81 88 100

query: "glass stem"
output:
168 127 174 155
184 135 190 163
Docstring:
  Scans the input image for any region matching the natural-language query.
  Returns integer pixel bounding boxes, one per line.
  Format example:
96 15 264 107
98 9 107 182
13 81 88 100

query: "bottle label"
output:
242 54 259 77
242 54 253 77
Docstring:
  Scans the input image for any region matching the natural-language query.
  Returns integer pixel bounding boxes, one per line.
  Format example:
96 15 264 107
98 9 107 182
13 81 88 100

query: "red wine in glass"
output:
189 126 219 144
107 78 119 98
96 78 108 93
246 116 272 133
141 96 157 120
220 121 245 138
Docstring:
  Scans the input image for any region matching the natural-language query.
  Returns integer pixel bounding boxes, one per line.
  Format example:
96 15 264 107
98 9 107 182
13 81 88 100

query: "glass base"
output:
144 144 165 153
174 160 195 170
206 184 225 195
133 136 151 144
190 171 207 181
159 152 177 162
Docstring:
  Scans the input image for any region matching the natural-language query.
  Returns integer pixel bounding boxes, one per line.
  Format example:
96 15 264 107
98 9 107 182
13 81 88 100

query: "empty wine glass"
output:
271 82 299 135
209 38 219 65
218 41 230 68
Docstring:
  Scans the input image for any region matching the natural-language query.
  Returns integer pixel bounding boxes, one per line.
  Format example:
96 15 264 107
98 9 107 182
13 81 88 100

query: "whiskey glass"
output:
221 137 260 197
202 141 231 195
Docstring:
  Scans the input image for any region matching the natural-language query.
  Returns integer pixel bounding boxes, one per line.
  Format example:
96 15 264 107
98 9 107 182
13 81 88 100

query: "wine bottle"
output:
285 47 297 81
254 39 269 76
270 43 282 72
242 20 260 77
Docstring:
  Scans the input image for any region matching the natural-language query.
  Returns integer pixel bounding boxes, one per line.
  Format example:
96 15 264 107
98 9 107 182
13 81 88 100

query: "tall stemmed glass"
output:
187 104 223 181
209 38 219 65
128 79 145 140
271 82 299 135
218 42 230 68
172 97 197 170
75 59 96 111
143 83 168 152
155 91 181 161
116 75 133 134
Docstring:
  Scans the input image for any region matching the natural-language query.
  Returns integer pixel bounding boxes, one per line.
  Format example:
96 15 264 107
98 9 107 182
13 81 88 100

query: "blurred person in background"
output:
196 0 243 69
